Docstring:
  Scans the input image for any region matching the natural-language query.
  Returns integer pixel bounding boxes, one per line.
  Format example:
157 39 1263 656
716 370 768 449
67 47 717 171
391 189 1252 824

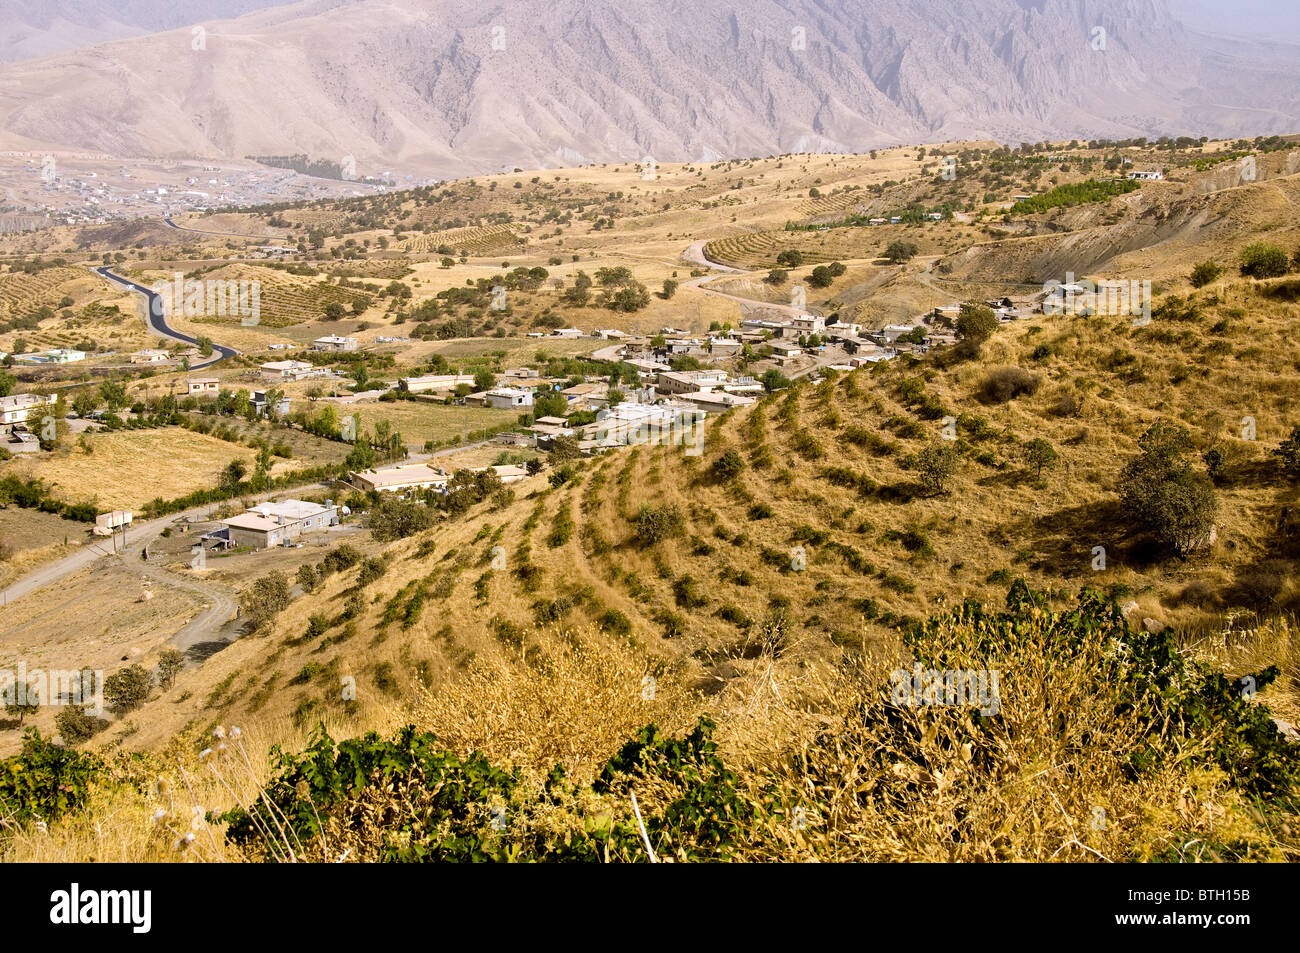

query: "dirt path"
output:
1 483 330 657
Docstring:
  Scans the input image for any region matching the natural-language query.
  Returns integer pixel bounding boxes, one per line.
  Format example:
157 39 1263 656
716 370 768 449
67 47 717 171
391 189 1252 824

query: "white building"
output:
484 387 534 409
221 499 338 548
790 314 825 335
656 369 728 395
351 463 450 493
312 335 358 352
0 393 56 426
260 360 315 381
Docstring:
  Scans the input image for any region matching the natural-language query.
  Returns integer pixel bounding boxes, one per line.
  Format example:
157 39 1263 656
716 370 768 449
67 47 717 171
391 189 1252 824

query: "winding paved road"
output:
679 239 823 319
92 265 237 370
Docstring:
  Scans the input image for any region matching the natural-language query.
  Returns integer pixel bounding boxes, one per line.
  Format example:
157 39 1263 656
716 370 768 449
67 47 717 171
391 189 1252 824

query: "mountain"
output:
0 0 301 64
0 0 1298 178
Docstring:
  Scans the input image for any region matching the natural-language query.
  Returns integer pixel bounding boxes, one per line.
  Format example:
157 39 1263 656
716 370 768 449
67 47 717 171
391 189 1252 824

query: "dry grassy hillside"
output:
119 273 1289 728
4 139 1300 863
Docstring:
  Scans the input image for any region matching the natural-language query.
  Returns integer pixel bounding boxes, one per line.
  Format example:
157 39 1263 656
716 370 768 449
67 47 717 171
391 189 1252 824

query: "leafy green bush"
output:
221 716 751 862
633 504 684 546
0 730 99 823
710 449 746 482
1239 242 1290 280
369 498 434 542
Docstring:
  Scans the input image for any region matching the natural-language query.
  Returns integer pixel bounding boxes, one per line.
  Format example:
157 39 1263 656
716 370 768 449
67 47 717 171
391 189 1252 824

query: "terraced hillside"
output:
6 138 1300 864
399 223 526 256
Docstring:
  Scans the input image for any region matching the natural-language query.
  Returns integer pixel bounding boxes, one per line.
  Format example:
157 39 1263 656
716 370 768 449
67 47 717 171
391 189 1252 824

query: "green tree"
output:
104 664 152 715
1119 421 1218 556
914 443 959 496
760 369 790 392
661 279 679 299
808 265 834 288
550 433 581 462
711 449 745 482
474 368 496 392
296 563 320 593
533 392 568 419
1190 261 1222 287
156 649 185 691
369 497 434 542
72 390 98 418
55 708 109 745
4 683 40 726
1023 437 1058 479
1239 242 1289 279
1273 425 1300 480
221 458 248 491
98 380 127 411
956 302 999 343
253 442 275 488
634 504 684 545
883 241 919 264
241 571 292 631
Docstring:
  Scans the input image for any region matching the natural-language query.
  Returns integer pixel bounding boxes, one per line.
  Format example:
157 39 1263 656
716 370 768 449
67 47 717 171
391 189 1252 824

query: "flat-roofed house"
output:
490 465 529 484
260 360 314 381
0 393 56 426
187 378 220 396
351 463 450 493
221 499 338 548
252 389 291 417
484 387 534 409
131 349 170 364
312 335 358 352
678 390 756 413
560 381 610 409
790 314 825 335
655 369 727 395
399 374 477 394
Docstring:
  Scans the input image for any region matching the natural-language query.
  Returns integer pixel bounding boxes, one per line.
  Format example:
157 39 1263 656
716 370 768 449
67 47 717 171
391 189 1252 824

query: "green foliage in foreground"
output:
0 730 100 823
221 716 750 862
910 581 1297 798
3 585 1294 860
212 582 1298 862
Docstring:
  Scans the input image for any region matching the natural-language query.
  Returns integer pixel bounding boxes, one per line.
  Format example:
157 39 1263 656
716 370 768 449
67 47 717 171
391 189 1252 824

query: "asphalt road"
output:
92 264 237 370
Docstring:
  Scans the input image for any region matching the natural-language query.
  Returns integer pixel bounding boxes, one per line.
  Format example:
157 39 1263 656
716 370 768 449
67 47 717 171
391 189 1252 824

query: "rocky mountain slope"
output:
1 0 1298 177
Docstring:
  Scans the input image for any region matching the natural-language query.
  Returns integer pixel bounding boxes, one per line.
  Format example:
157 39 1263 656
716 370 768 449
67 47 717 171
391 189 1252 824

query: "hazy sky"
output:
1167 0 1300 42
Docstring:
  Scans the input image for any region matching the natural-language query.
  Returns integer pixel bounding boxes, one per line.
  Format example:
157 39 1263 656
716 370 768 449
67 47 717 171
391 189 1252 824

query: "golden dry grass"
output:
6 427 301 511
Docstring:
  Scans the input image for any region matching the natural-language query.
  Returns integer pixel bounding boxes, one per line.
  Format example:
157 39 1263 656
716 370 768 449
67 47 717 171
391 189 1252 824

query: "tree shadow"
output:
1003 497 1168 577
